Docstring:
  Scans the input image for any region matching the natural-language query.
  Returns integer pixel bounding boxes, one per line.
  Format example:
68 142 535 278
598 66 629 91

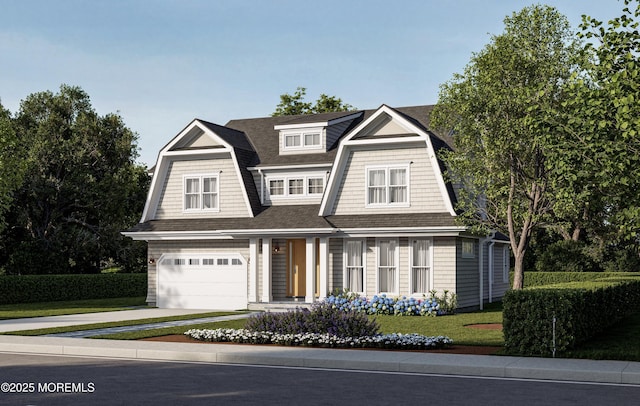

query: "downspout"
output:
488 241 495 304
479 238 485 311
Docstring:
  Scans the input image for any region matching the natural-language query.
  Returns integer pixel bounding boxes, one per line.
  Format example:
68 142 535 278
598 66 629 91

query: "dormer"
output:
274 111 363 156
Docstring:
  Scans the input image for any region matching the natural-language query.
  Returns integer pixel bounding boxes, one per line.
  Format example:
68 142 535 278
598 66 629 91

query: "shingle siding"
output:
155 157 250 219
331 146 449 215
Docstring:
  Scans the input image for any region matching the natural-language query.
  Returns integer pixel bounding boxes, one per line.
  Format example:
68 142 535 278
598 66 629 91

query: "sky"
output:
0 0 624 167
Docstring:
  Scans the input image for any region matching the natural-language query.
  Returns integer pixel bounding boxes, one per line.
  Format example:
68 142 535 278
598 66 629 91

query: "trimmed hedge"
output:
503 279 640 356
0 274 147 305
511 271 640 288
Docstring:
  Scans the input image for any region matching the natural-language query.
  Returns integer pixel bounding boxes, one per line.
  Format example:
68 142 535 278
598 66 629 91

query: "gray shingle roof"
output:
126 205 458 234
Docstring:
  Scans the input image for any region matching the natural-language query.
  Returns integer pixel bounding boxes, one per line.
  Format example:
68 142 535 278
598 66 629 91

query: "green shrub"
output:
245 301 380 338
503 279 640 356
512 271 640 288
0 274 147 304
534 240 599 272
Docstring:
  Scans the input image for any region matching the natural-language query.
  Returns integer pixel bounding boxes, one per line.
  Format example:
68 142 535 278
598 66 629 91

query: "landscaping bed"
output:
140 334 502 355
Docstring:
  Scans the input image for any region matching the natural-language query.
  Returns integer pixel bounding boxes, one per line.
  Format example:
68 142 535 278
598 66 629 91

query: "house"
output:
123 104 510 311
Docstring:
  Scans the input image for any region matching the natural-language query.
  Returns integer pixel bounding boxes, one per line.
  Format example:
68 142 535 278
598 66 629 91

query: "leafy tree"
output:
2 85 149 274
431 5 582 289
546 0 640 248
0 102 26 234
272 87 355 116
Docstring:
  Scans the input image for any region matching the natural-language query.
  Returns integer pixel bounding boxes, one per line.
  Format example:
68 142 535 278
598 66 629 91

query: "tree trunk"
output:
512 250 526 290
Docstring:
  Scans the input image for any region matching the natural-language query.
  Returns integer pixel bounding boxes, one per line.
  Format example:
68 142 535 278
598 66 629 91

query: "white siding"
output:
155 157 250 219
331 146 449 215
432 237 457 294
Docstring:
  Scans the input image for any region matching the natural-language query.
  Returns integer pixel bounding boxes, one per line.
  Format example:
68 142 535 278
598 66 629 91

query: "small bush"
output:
245 301 380 338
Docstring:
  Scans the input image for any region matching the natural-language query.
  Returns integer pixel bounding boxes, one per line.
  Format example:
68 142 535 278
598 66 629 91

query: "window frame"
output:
376 238 399 295
183 173 220 212
343 239 366 294
365 164 410 207
282 129 323 151
461 238 475 258
410 238 433 295
502 245 510 283
267 174 326 200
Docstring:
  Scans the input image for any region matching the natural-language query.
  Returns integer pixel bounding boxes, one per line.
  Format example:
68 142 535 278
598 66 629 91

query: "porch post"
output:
248 238 258 303
319 237 329 299
261 238 272 303
305 237 316 303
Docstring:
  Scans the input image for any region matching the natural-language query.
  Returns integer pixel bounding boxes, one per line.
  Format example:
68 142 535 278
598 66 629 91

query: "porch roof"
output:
126 205 459 235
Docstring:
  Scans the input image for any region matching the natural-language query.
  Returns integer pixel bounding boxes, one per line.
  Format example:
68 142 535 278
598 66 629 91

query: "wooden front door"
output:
286 239 306 297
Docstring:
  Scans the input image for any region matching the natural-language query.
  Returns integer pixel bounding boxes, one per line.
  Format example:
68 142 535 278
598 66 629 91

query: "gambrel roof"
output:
128 104 462 237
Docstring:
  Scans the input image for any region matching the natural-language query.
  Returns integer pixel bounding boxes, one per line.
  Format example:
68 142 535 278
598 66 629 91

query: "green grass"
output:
92 319 248 340
0 296 147 320
94 303 505 345
563 311 640 362
375 302 504 346
2 311 246 336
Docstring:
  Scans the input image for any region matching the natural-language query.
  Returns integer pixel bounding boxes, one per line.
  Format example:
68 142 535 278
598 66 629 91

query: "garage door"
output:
157 253 247 310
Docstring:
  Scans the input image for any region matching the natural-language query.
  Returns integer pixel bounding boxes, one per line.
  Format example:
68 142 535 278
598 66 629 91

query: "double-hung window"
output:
366 164 409 206
377 239 398 293
411 239 431 294
184 174 219 211
344 240 365 293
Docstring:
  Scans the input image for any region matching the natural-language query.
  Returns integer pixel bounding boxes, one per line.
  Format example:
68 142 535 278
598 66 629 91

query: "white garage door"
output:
157 253 247 310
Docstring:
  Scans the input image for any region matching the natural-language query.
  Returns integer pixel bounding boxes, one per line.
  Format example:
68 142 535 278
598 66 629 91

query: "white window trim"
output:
376 238 399 295
365 163 411 208
281 128 323 151
267 174 325 199
183 172 220 213
343 239 366 295
461 238 475 258
409 238 433 296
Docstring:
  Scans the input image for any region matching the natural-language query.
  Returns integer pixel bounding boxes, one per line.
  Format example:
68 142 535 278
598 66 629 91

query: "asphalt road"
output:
1 353 638 405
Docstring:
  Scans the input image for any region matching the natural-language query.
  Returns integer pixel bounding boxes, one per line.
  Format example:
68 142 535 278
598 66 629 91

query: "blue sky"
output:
0 0 622 166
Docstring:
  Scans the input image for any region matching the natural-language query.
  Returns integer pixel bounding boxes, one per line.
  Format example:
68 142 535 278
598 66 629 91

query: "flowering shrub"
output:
184 328 453 350
324 290 456 316
245 301 380 337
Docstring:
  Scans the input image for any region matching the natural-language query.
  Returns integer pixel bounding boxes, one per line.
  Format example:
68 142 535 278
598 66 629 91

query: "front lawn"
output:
95 302 504 346
0 296 147 319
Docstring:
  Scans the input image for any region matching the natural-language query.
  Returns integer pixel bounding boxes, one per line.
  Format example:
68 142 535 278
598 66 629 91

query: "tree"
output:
272 87 355 116
2 85 149 274
0 102 26 234
431 5 582 289
547 0 640 248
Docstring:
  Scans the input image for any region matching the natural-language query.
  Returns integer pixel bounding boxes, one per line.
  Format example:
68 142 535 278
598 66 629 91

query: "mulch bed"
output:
140 334 502 355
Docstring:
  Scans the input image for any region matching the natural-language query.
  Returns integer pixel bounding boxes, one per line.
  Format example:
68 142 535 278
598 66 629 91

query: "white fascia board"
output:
341 136 426 147
274 122 329 130
247 163 333 171
121 231 233 241
319 140 348 216
337 226 467 238
122 228 337 240
273 112 362 131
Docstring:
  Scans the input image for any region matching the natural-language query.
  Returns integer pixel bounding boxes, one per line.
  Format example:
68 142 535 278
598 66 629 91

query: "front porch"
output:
248 236 331 306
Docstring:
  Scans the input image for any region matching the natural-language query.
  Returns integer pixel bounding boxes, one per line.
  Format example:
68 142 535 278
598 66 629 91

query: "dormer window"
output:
282 130 322 151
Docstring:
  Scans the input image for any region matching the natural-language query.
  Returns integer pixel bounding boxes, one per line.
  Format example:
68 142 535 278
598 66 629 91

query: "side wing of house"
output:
320 105 471 302
127 120 258 308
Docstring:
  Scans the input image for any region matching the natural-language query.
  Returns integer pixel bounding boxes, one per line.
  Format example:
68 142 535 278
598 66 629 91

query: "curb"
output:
0 336 639 385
